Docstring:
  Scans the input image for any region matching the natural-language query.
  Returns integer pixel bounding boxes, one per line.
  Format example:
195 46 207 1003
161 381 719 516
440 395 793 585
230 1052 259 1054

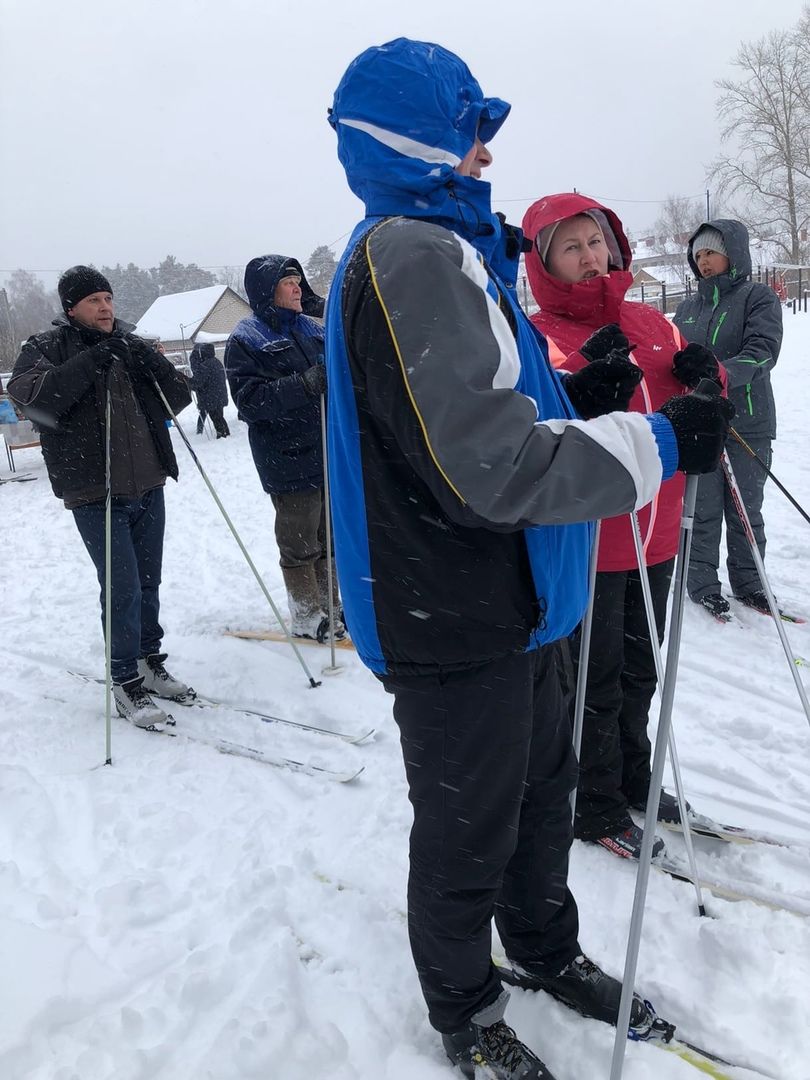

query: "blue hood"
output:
243 255 325 325
328 38 510 257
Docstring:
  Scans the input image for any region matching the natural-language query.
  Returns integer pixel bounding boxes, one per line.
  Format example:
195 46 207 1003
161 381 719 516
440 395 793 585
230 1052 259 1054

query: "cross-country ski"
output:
67 669 376 743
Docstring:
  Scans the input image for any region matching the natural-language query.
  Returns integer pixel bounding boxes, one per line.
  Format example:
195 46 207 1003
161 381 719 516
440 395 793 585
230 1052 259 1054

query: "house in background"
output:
134 285 250 362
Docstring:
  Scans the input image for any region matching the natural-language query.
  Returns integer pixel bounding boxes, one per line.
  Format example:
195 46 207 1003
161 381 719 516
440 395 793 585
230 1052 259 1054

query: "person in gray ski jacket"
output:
674 220 783 619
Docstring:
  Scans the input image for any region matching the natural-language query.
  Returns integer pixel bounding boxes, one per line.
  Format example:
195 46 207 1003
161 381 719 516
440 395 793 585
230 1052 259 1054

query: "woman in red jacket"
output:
522 193 722 859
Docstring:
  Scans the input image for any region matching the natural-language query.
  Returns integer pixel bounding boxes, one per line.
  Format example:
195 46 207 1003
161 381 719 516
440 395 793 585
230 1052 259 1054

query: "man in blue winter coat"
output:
225 256 342 641
325 38 734 1079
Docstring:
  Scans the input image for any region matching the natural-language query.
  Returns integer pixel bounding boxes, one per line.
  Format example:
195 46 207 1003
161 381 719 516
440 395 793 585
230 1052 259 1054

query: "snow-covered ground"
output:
2 315 810 1080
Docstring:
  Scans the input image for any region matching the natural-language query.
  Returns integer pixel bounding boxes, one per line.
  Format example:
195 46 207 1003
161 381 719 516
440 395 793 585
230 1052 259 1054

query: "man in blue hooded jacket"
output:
326 39 733 1080
225 256 342 641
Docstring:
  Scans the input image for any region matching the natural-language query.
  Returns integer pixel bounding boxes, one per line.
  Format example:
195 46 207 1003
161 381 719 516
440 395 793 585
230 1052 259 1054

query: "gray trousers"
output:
270 487 326 569
688 436 771 601
270 488 338 622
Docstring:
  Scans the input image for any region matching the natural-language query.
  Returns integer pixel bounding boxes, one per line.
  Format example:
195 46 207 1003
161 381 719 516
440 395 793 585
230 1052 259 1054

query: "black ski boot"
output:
631 789 691 826
736 590 782 617
693 593 731 621
315 615 348 644
497 955 659 1039
443 995 557 1079
593 822 666 861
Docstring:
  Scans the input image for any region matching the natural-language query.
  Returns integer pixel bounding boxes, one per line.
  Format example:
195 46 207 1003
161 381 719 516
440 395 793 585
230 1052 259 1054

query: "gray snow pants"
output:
688 436 772 601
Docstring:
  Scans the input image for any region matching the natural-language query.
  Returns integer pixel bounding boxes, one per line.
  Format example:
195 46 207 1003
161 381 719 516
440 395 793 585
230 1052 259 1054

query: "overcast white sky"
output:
1 0 806 281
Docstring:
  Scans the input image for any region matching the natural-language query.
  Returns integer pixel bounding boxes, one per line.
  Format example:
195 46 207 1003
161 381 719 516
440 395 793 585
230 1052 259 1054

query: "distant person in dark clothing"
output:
189 341 230 438
674 221 783 619
8 265 193 728
225 255 343 642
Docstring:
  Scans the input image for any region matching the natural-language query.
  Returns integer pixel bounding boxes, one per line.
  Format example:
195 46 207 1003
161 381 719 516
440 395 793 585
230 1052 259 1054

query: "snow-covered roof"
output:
195 330 230 344
631 262 688 288
134 285 228 341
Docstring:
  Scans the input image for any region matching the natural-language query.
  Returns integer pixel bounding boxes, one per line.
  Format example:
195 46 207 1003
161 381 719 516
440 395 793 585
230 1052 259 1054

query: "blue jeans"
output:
72 488 165 683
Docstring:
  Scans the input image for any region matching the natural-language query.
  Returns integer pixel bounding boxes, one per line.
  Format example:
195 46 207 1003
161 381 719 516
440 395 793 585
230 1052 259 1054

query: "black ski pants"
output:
688 437 771 601
196 408 230 438
384 645 580 1034
569 559 674 841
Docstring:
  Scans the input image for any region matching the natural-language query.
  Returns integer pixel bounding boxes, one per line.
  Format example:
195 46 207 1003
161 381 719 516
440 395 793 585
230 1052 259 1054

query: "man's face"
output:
68 291 114 332
695 248 730 278
545 216 610 283
455 137 493 179
274 274 303 312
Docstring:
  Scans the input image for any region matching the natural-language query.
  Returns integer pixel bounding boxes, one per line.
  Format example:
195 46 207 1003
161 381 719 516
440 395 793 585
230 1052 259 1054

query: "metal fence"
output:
627 266 810 316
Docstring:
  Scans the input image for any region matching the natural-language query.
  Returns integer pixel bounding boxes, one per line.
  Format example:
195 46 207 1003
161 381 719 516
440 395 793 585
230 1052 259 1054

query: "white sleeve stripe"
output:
541 413 663 510
456 236 525 394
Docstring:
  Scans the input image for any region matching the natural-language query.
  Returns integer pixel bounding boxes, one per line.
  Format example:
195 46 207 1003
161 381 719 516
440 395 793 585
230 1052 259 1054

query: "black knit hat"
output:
58 265 113 313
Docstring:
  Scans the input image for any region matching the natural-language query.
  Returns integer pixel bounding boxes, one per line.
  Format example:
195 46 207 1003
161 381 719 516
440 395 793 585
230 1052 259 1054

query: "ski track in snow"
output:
2 314 810 1078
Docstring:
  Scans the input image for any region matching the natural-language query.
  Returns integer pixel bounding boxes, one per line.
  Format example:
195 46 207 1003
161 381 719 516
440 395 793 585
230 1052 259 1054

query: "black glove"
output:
580 323 632 363
671 343 721 389
86 336 129 374
657 389 735 474
564 351 644 418
126 336 162 378
301 363 327 398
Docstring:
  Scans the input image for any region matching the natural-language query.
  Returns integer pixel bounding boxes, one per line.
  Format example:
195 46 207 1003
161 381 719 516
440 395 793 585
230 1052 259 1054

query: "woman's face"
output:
695 248 730 278
545 215 610 283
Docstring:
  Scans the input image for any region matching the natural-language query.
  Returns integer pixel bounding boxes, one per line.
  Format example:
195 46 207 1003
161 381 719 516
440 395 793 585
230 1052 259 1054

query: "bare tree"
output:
655 195 706 249
6 270 60 342
648 196 707 284
712 28 810 263
217 266 247 300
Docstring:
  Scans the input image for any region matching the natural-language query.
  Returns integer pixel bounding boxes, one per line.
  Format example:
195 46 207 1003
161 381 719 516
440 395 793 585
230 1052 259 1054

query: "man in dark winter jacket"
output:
674 220 783 619
327 38 734 1080
225 256 342 641
8 266 193 728
189 341 230 438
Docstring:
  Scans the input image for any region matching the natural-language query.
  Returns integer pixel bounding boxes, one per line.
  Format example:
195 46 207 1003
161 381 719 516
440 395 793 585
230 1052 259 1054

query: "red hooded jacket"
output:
523 193 689 572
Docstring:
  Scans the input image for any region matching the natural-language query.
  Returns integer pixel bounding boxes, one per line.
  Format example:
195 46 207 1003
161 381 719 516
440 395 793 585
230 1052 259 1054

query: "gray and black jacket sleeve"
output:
356 217 667 531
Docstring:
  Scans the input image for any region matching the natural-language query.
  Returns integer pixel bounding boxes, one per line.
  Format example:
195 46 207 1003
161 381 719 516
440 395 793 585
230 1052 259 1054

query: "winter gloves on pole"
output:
87 336 129 373
301 363 327 398
126 336 164 378
657 386 735 474
671 343 721 389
